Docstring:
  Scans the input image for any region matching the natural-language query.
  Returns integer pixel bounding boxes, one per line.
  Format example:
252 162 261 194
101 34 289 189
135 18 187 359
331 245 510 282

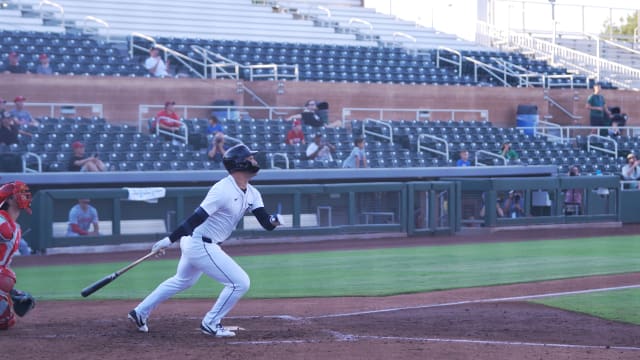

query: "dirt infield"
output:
6 225 640 359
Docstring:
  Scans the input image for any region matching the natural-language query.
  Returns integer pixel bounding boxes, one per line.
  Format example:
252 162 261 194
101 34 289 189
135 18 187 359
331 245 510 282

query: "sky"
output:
363 0 638 41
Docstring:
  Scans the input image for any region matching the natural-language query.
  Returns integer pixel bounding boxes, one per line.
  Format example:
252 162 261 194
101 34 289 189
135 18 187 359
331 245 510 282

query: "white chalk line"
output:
227 333 640 352
307 284 640 319
210 284 640 351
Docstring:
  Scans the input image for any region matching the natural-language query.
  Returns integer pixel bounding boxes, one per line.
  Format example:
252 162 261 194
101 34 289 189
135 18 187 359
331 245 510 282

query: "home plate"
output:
196 325 246 332
226 326 246 331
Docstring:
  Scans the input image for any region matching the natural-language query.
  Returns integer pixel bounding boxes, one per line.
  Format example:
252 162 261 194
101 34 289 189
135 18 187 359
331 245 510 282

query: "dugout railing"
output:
26 175 622 253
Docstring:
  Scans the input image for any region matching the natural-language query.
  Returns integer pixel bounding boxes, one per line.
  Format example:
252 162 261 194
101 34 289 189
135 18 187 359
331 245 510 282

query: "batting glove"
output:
269 214 285 226
152 236 172 256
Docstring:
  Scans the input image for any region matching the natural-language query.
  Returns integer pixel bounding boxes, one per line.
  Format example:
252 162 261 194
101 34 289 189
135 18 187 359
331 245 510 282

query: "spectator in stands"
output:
342 137 367 168
479 192 505 219
0 97 9 118
153 101 182 135
36 53 53 75
206 115 224 135
456 150 471 167
621 153 640 189
0 113 19 146
500 142 518 161
608 106 627 138
503 190 524 218
68 140 106 172
145 47 170 78
9 96 39 127
285 119 305 146
3 52 28 74
586 82 609 136
66 198 100 236
564 165 583 215
207 132 227 168
288 100 324 127
306 133 335 161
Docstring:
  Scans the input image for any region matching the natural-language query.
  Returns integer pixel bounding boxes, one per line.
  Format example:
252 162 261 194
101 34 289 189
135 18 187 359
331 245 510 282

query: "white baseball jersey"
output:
193 175 264 243
134 175 265 329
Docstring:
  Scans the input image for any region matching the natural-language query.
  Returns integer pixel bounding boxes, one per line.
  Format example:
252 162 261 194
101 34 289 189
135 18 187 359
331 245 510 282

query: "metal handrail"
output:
362 118 393 145
19 102 103 117
153 117 189 144
342 107 489 124
270 153 290 169
38 0 64 28
317 5 330 17
474 150 507 166
349 18 373 34
436 47 462 76
22 152 42 173
587 134 618 158
543 92 582 122
417 134 449 161
534 119 564 142
477 21 640 90
82 15 110 42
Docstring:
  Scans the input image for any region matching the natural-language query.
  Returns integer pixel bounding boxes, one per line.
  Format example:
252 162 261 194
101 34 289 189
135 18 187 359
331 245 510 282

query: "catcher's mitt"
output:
10 289 35 317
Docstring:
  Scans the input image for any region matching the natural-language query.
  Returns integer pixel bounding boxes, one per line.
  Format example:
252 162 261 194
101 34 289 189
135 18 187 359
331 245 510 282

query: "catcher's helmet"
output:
223 144 259 174
0 181 32 214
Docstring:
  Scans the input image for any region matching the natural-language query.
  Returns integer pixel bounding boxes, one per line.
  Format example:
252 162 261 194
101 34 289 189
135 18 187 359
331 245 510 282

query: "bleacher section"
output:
0 30 146 76
2 114 628 175
1 29 576 86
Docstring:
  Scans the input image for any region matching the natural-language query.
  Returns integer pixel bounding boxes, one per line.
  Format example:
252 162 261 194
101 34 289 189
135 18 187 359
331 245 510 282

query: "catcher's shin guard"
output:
0 291 16 330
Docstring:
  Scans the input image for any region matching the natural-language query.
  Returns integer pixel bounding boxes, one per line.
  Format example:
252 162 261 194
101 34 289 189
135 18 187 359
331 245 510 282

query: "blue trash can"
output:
516 104 538 136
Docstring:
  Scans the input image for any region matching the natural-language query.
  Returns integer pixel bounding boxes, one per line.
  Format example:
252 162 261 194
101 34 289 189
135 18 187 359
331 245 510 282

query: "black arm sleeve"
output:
168 206 209 242
252 207 276 231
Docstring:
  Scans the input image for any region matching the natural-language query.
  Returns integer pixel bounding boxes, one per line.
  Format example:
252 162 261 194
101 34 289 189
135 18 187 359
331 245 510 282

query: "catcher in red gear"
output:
0 181 35 330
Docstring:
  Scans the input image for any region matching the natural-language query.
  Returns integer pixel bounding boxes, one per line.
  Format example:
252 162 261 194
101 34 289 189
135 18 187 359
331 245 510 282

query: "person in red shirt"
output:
285 119 305 145
153 101 182 134
0 181 35 329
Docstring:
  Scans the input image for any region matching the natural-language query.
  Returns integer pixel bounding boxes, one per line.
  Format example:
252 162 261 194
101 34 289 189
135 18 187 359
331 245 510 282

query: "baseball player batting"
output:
128 144 284 337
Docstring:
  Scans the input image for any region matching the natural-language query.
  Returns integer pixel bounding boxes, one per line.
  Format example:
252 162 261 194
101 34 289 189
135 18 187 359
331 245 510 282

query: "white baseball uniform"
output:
134 175 267 328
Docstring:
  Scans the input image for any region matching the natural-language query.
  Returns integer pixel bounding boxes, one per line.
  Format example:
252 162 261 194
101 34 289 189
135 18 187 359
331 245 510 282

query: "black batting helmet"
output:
223 144 259 174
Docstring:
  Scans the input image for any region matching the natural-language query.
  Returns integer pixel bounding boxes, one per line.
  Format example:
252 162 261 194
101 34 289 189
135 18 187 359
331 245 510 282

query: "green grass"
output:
532 288 640 325
15 235 640 301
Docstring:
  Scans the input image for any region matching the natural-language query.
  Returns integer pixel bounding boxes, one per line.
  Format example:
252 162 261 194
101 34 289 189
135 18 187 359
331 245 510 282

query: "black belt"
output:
202 236 213 243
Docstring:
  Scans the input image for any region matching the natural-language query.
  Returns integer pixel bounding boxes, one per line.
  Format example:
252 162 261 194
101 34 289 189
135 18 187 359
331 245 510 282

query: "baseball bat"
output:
80 251 157 297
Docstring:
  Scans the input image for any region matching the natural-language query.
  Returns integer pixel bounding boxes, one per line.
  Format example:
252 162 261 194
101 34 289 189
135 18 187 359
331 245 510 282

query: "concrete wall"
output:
2 73 638 127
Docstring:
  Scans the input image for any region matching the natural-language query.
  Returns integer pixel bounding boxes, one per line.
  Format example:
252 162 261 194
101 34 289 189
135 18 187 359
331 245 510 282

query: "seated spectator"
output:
0 97 9 118
342 137 367 168
621 153 640 189
288 100 324 127
456 150 471 167
207 132 227 168
306 133 335 161
500 141 518 161
206 115 224 135
145 47 170 78
66 199 100 236
0 114 19 145
564 165 583 215
153 101 182 135
9 96 39 127
3 52 28 74
68 141 106 172
285 119 305 145
503 190 524 218
36 53 53 75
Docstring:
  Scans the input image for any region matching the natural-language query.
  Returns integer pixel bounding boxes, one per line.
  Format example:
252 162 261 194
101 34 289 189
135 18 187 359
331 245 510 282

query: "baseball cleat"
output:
200 323 236 338
128 309 148 333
